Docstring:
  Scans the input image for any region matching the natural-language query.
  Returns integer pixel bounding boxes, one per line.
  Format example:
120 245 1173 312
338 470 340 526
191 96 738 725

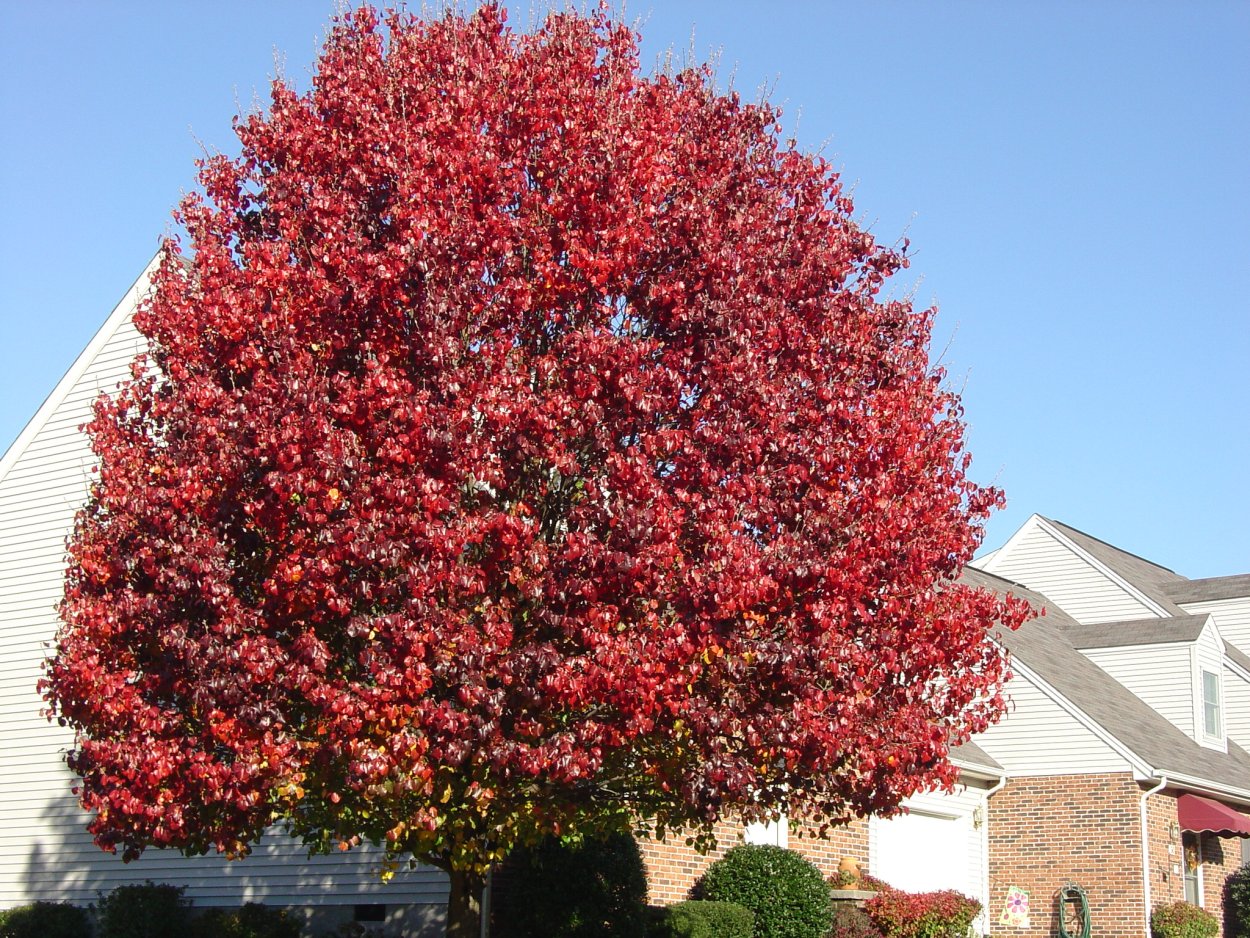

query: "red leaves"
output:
41 2 1030 878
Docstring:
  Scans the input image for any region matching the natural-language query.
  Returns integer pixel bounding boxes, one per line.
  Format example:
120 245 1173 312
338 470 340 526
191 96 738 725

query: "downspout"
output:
980 775 1007 936
1140 776 1167 937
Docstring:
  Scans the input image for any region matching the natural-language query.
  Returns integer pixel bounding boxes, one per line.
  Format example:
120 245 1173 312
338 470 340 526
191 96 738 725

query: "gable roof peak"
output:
1042 517 1182 579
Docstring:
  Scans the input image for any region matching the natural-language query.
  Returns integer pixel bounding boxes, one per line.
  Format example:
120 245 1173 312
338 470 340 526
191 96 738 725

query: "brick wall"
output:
988 773 1146 938
637 817 743 906
1145 787 1184 909
789 815 870 881
1144 788 1246 935
989 776 1246 938
1201 829 1244 927
637 813 869 905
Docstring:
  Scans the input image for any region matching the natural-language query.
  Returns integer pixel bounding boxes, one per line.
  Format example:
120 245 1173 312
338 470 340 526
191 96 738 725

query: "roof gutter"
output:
952 760 1007 784
1158 771 1250 810
1140 775 1167 937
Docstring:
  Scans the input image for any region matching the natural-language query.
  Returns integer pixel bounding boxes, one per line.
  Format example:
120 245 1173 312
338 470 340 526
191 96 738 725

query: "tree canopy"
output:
43 5 1028 933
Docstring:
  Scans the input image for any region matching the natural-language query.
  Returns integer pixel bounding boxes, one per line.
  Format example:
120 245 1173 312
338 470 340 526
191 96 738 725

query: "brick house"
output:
969 517 1249 936
637 517 1250 938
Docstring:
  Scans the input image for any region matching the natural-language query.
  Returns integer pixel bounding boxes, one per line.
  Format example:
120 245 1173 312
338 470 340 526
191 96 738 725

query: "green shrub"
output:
647 901 754 938
97 883 191 938
505 832 648 938
698 844 832 938
189 903 301 938
864 885 979 938
829 904 884 938
1150 901 1219 938
1226 863 1250 938
0 901 91 938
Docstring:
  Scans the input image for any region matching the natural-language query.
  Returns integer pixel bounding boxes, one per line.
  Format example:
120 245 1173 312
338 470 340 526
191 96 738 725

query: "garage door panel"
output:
871 809 973 894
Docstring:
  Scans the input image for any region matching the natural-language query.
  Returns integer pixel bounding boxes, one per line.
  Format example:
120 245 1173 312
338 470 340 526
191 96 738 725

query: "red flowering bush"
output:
865 885 980 938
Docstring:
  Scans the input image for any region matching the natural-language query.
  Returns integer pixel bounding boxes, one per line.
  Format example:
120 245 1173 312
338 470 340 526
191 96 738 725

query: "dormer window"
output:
1201 670 1222 738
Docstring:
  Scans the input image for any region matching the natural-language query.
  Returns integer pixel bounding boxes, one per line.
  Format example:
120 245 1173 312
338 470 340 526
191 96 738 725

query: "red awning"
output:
1177 793 1250 837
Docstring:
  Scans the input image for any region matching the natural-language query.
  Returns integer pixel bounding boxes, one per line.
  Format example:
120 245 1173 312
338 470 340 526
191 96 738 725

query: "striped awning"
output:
1177 794 1250 837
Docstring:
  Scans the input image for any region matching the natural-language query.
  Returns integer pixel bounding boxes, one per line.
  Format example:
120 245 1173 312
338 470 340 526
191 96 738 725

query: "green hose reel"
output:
1057 883 1092 938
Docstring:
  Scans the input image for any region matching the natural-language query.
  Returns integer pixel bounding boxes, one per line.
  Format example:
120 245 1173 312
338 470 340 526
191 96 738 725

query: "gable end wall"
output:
986 523 1156 625
0 269 447 915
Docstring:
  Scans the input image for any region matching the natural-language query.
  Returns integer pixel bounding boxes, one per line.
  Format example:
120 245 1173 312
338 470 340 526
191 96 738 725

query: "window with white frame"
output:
1201 670 1222 738
1182 831 1203 906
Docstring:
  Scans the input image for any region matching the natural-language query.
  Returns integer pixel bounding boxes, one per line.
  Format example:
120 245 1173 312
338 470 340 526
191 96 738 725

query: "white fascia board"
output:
1004 654 1155 778
1227 655 1250 684
1158 772 1250 809
971 547 1000 569
1034 517 1173 619
971 513 1043 576
951 761 1006 785
0 252 161 485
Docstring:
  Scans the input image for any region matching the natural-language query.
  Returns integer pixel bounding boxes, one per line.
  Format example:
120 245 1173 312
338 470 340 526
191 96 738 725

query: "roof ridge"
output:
1042 516 1182 577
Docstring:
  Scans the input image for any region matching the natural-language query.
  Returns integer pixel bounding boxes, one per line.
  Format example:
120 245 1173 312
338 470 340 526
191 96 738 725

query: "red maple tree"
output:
43 6 1029 933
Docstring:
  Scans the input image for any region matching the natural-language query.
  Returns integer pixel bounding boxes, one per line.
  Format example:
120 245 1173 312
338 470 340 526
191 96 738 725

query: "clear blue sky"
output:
1 2 1246 575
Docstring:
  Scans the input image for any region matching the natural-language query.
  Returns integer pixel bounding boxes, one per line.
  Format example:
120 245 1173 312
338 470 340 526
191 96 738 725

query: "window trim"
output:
1200 669 1222 739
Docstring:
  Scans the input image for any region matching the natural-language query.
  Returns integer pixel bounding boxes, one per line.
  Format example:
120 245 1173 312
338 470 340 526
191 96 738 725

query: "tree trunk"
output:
446 867 486 938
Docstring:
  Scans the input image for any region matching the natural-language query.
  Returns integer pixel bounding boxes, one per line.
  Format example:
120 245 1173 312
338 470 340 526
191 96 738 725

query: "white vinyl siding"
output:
0 258 447 911
3 774 449 909
1178 598 1250 662
1081 643 1196 739
1224 665 1250 752
972 672 1131 776
978 520 1156 624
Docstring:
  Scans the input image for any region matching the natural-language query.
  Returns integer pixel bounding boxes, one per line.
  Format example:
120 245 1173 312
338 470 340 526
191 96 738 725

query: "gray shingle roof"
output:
960 567 1250 799
1061 614 1209 649
1043 518 1189 614
1164 575 1250 604
949 740 1003 774
1227 642 1250 676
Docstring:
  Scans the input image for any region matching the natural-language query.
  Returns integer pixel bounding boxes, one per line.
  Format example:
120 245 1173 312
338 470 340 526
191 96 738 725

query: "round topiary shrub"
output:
1150 901 1219 938
699 844 832 938
505 832 648 938
1226 863 1250 938
97 882 191 938
0 901 91 938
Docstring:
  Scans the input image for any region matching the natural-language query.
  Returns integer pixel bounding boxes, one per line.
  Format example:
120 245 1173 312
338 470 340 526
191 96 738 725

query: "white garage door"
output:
871 809 973 894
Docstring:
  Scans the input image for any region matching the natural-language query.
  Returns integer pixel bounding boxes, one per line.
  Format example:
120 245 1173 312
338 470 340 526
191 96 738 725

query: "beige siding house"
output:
0 256 448 935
